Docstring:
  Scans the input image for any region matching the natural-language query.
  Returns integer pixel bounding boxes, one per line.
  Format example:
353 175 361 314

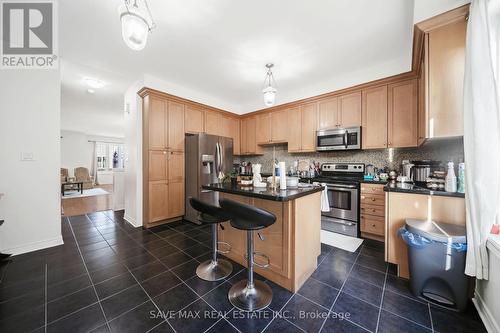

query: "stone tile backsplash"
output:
234 138 464 174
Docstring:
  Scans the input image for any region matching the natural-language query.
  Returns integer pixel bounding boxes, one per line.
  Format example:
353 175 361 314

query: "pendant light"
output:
262 63 277 107
119 0 156 51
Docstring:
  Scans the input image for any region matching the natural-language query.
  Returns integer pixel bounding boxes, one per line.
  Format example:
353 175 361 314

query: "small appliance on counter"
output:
410 160 443 185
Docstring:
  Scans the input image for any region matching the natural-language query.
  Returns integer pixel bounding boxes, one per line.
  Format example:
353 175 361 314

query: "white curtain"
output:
90 142 98 185
464 0 500 279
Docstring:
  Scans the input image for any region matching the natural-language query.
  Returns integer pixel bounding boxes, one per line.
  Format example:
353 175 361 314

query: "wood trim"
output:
142 95 150 226
415 4 469 32
138 87 239 119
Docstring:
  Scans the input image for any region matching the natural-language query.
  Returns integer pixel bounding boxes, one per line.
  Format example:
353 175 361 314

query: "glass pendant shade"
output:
121 13 149 51
263 86 277 107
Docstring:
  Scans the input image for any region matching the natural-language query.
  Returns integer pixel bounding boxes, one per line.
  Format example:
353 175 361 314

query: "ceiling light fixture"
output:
83 77 105 89
119 0 156 51
262 63 277 107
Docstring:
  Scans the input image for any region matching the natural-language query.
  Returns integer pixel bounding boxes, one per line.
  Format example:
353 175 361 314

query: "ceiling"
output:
60 0 455 137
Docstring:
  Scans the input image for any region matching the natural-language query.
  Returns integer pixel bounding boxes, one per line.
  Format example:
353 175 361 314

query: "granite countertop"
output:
384 182 465 198
202 182 324 201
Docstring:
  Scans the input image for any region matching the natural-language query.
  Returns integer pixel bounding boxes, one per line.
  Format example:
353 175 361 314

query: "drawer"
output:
361 184 385 196
360 194 385 206
360 204 385 217
361 215 385 236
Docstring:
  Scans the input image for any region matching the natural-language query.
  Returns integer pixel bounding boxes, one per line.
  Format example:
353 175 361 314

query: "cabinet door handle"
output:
371 198 376 202
372 224 376 228
162 151 167 155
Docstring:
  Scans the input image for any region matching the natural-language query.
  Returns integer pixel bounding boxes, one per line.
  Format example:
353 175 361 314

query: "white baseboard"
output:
474 292 500 333
124 213 140 228
3 235 64 256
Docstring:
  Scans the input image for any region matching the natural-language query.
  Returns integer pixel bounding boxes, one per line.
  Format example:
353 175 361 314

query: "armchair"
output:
74 167 94 189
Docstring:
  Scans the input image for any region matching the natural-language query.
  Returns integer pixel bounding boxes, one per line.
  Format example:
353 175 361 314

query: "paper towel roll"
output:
279 162 286 190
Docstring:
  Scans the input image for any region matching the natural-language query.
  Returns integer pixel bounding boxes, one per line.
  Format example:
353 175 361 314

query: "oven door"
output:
323 183 359 222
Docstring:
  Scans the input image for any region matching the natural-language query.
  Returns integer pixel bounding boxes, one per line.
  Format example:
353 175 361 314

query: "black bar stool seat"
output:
219 198 276 312
189 197 233 281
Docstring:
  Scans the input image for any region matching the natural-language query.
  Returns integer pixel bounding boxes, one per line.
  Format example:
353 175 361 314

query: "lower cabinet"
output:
218 193 291 281
360 183 385 241
148 181 169 222
148 180 185 224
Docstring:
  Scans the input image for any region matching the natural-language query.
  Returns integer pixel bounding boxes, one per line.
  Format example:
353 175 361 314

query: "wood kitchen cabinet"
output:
240 116 262 155
205 110 222 136
287 103 317 153
362 86 388 149
167 101 185 152
141 92 186 227
318 97 339 130
184 105 205 134
388 80 418 148
256 110 288 144
318 92 361 130
338 92 362 128
222 115 241 155
360 183 385 242
421 18 466 140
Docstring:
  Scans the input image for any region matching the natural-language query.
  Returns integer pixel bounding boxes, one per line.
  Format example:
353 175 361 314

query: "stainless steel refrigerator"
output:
184 133 233 224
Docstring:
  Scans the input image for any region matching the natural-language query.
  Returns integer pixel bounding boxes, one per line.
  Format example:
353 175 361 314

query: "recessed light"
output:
83 77 105 89
87 88 95 94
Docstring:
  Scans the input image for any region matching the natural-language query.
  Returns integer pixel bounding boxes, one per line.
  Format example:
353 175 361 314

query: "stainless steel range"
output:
315 163 365 237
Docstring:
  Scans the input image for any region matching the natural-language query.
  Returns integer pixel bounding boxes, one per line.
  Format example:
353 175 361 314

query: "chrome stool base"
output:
196 258 233 281
228 279 272 312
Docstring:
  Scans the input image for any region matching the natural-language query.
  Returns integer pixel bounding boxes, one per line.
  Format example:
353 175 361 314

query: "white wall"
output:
61 130 93 177
60 130 124 177
413 0 471 23
0 70 63 255
123 80 144 227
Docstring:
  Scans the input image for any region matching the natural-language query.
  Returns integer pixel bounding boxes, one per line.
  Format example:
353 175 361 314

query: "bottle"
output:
457 162 465 193
445 161 457 192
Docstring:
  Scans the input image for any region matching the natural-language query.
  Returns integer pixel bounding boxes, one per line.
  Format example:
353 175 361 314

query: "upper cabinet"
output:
318 97 339 130
147 97 185 151
338 92 362 128
362 81 418 149
205 110 222 136
318 92 361 130
167 101 185 152
240 116 262 155
184 105 204 134
388 80 418 148
256 109 288 145
420 18 466 141
362 86 388 149
222 115 241 155
288 103 317 153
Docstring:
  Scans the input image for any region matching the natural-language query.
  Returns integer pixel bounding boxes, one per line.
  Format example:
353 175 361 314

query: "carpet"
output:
321 230 364 252
61 188 110 199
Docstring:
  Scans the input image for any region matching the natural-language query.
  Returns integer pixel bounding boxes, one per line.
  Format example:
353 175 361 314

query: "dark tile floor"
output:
0 210 487 333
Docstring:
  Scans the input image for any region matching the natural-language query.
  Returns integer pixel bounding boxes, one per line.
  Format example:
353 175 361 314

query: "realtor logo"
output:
1 0 58 69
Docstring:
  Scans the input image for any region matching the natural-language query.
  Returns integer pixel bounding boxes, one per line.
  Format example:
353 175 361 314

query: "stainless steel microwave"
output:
316 126 361 151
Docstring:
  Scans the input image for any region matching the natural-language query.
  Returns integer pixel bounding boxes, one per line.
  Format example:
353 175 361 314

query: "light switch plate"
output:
21 152 35 161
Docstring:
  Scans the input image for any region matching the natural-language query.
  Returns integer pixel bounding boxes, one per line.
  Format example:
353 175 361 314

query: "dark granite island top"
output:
202 182 324 201
384 182 465 198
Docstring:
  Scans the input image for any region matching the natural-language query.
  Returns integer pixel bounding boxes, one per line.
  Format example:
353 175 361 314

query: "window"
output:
95 142 124 170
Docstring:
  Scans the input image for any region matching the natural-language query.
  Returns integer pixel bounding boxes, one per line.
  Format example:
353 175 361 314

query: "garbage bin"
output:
399 218 469 312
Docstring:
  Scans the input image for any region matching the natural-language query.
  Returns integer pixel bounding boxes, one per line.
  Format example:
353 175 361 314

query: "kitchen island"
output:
202 183 323 292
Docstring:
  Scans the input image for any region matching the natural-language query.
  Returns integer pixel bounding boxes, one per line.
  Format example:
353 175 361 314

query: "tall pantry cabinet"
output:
141 91 186 228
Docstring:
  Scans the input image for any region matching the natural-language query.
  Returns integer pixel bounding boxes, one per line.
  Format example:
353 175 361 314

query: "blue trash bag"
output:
398 227 467 252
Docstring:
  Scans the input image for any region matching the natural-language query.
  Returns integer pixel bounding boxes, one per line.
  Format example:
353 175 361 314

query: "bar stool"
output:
189 197 233 281
219 198 276 312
